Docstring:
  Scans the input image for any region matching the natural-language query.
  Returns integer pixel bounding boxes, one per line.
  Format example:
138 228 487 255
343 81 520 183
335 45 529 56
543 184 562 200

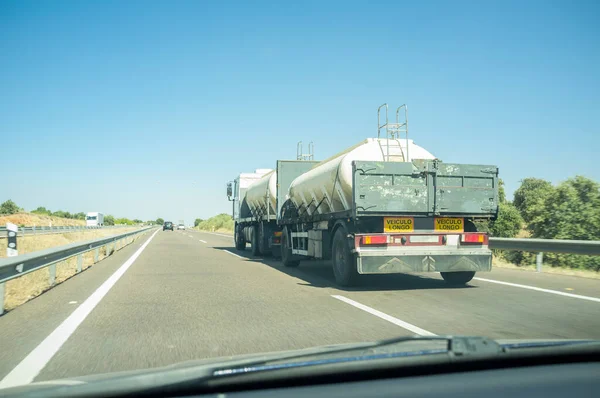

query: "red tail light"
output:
361 235 388 245
461 233 488 244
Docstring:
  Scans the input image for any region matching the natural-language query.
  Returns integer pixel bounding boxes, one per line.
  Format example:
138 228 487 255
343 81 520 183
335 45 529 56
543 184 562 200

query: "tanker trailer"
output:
227 143 318 256
278 104 499 286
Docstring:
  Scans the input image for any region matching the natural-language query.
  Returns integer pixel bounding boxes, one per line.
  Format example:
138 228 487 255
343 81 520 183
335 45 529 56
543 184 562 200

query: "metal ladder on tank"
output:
296 141 314 161
377 103 410 162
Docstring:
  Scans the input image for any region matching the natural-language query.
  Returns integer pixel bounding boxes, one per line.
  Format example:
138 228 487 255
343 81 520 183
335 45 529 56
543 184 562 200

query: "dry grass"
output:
0 213 85 227
2 228 140 311
493 255 600 280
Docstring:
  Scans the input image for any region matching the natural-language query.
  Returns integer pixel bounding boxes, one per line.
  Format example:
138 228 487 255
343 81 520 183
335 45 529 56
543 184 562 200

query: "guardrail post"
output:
536 252 543 273
94 247 99 263
49 263 56 286
0 282 5 315
77 254 83 273
105 244 110 257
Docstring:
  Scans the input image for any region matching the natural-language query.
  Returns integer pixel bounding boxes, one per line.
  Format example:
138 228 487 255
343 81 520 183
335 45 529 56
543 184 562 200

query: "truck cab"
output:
86 212 104 227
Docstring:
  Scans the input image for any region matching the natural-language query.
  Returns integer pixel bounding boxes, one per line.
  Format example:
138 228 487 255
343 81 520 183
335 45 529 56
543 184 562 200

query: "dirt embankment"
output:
0 213 86 227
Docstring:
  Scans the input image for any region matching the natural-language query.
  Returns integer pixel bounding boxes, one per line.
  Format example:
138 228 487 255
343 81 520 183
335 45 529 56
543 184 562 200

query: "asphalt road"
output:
0 228 599 387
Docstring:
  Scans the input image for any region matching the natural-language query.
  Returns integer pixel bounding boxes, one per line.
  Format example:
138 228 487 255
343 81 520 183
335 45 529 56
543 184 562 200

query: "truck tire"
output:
441 271 475 285
234 224 246 251
332 228 359 286
281 227 300 267
251 225 261 256
258 223 271 257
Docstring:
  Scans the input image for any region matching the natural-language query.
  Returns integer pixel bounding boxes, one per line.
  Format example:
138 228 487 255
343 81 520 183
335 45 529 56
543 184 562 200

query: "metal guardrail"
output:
0 224 144 238
489 237 600 256
489 237 600 272
0 226 156 314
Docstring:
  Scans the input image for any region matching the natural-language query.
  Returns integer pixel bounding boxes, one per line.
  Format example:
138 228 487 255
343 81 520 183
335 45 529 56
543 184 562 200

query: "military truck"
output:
276 104 499 286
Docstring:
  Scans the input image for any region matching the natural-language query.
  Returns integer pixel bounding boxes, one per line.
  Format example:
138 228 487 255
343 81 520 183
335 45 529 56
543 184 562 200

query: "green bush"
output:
115 217 136 225
31 207 86 220
532 176 600 271
196 213 233 231
498 178 507 204
0 200 21 215
52 210 72 219
73 212 86 220
513 178 554 230
31 206 52 216
533 176 599 240
500 175 600 271
490 202 523 238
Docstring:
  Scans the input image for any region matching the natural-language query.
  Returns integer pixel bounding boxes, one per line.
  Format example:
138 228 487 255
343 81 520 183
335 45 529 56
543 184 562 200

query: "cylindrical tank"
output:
288 138 435 214
246 170 277 218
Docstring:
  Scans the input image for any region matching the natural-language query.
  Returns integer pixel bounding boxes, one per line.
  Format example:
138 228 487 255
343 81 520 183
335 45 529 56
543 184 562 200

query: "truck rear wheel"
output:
251 225 261 256
281 227 300 267
441 271 475 285
234 224 246 251
332 228 359 286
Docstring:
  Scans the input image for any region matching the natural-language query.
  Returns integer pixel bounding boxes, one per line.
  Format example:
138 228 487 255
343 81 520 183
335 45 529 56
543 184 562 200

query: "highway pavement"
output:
0 228 599 387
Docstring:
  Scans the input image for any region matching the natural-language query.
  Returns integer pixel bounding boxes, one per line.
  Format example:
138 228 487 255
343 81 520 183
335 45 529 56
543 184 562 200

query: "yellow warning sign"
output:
434 217 464 232
384 217 414 233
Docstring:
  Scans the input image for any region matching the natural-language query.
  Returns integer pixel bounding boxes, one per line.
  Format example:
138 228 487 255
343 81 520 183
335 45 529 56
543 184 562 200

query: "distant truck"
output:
86 212 104 227
228 105 499 286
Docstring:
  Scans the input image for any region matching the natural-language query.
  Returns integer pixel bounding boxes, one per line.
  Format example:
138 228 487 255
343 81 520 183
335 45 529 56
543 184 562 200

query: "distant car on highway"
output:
177 224 185 230
163 221 174 231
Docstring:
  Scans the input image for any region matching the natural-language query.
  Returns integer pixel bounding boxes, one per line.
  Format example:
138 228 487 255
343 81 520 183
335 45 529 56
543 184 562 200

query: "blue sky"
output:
1 0 598 224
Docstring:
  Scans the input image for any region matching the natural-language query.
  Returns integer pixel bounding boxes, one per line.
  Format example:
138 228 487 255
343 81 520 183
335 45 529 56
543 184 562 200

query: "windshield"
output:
1 0 598 392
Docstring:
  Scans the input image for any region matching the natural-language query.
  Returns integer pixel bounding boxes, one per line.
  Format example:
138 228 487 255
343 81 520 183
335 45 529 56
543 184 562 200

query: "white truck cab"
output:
86 212 104 227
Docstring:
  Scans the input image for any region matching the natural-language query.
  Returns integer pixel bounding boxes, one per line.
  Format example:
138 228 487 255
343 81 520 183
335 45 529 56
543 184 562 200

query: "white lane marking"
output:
0 229 160 388
198 231 233 238
199 239 207 243
331 295 436 336
221 249 244 259
473 277 600 303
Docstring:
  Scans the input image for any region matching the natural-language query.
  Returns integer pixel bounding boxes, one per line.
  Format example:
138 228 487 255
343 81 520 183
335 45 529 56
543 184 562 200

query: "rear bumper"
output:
355 238 492 274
